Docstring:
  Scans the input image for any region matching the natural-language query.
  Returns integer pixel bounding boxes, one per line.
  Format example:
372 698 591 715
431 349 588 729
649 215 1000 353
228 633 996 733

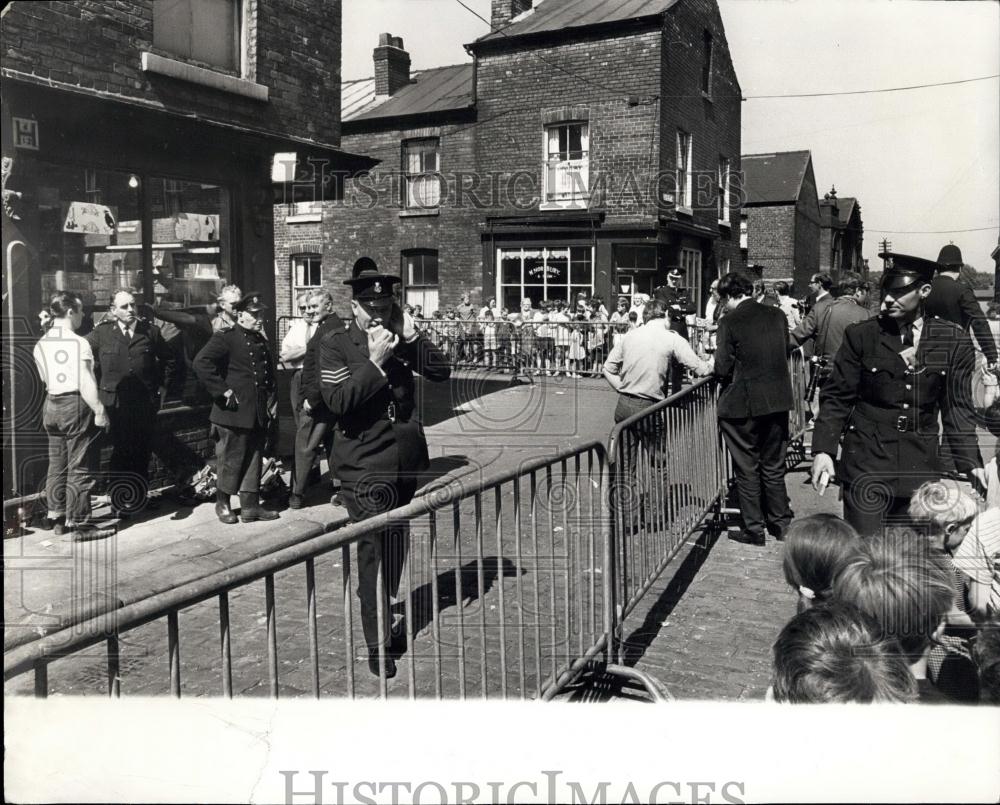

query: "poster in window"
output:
62 201 116 235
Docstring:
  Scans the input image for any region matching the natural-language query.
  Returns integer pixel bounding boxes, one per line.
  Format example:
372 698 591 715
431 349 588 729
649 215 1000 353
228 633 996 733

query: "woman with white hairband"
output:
781 514 861 614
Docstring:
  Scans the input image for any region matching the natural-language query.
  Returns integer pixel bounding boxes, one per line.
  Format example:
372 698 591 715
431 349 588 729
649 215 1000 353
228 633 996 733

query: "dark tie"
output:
901 323 914 348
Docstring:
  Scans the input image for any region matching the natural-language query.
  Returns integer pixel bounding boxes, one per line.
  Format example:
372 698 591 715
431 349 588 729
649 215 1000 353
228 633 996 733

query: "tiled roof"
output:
342 63 474 124
740 151 812 205
836 196 858 225
474 0 681 44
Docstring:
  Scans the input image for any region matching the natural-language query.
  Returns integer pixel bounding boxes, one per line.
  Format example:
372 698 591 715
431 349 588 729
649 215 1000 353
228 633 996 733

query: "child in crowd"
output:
481 309 497 370
908 479 987 621
550 299 571 376
566 313 587 377
832 529 970 703
496 309 514 373
781 514 861 614
534 303 553 376
769 603 916 703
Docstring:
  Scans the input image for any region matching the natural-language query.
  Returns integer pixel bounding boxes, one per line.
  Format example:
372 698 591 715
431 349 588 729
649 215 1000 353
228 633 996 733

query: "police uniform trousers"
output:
341 473 419 651
289 369 315 495
719 412 792 538
212 399 269 496
107 377 159 509
841 484 910 538
43 392 101 524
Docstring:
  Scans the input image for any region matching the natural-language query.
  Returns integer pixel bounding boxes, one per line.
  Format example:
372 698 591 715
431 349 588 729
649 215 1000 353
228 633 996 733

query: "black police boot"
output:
239 492 279 523
368 649 397 679
215 491 238 525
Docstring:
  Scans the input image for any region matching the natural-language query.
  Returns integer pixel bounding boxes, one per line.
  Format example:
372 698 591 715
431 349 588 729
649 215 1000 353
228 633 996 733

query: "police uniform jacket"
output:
812 314 983 497
87 318 176 407
193 325 276 430
714 299 794 419
300 312 346 417
925 274 999 365
319 320 451 486
653 285 694 337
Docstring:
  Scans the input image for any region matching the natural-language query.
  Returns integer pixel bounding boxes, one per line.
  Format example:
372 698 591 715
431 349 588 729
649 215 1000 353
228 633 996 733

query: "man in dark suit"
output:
289 289 346 509
925 244 998 368
792 272 836 421
193 292 280 525
811 253 984 536
88 289 176 514
713 271 795 545
319 257 450 678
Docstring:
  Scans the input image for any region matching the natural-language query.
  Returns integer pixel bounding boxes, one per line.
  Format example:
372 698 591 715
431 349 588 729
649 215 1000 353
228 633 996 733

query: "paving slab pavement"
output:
4 371 619 652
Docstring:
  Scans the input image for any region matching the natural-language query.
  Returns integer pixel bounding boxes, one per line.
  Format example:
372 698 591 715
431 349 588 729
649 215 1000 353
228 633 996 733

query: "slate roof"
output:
342 63 474 124
836 196 858 225
474 0 682 44
740 151 813 206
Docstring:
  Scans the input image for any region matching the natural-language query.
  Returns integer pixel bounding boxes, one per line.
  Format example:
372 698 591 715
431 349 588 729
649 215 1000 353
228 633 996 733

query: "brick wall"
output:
745 204 797 279
1 0 342 144
793 161 821 290
473 28 664 224
274 119 482 317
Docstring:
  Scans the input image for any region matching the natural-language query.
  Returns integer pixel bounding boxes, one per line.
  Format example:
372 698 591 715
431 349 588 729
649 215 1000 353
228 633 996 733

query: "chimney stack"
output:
373 33 410 96
491 0 532 31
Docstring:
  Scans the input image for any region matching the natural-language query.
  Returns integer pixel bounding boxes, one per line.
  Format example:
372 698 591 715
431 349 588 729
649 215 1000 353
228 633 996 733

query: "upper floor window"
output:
740 213 749 250
544 123 589 205
717 157 731 224
402 139 441 209
154 0 241 73
676 131 693 211
701 30 714 96
292 254 322 298
402 250 439 314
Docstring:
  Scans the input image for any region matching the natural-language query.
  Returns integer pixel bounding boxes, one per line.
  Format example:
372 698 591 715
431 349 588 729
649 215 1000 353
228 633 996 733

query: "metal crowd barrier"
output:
415 317 630 379
4 444 671 700
5 347 811 701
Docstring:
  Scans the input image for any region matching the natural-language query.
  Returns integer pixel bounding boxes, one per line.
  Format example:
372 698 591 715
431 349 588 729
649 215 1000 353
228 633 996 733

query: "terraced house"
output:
279 0 743 318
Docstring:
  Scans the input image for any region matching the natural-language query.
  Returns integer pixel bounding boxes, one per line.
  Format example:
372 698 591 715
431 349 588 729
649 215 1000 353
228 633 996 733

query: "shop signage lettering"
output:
12 118 39 150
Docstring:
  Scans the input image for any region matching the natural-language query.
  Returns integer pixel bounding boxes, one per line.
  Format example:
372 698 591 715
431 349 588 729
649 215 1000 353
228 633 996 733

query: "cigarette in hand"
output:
817 470 830 496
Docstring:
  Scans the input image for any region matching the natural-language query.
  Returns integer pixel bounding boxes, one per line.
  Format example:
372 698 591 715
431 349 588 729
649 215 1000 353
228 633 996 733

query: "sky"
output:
343 0 1000 272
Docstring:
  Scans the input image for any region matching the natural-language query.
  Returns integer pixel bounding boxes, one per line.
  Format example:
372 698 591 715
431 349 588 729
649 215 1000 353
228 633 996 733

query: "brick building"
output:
1 0 372 500
471 0 742 316
280 0 742 319
817 186 865 277
739 150 821 294
275 35 479 318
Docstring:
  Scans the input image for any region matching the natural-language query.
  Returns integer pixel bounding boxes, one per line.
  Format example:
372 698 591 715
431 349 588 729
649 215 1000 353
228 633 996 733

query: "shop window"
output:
679 247 703 314
153 0 241 73
292 254 322 299
497 246 593 312
26 163 232 407
676 131 693 212
614 245 658 306
402 139 440 209
402 250 439 314
544 123 589 205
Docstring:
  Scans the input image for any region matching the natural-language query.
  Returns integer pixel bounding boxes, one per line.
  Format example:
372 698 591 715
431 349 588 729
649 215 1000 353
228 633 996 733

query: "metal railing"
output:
5 445 648 700
5 348 811 701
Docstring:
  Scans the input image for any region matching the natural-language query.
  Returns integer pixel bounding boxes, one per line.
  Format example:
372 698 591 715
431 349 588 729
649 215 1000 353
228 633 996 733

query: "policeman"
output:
654 266 696 395
926 244 998 368
88 289 176 514
193 291 280 524
319 257 451 678
810 253 984 536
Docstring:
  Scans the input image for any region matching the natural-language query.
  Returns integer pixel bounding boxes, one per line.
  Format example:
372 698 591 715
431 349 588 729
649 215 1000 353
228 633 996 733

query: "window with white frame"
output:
403 139 440 209
498 246 592 312
679 247 703 315
676 131 693 211
291 253 322 299
717 157 730 224
153 0 241 72
544 123 589 204
740 212 749 249
402 250 439 313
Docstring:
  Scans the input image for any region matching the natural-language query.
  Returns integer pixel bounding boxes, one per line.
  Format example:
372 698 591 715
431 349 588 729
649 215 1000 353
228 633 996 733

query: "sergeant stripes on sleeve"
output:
321 368 350 385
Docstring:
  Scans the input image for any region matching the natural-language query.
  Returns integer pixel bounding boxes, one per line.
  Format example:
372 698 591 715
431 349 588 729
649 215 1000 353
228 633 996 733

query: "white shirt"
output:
603 319 709 401
279 318 313 369
33 325 94 395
